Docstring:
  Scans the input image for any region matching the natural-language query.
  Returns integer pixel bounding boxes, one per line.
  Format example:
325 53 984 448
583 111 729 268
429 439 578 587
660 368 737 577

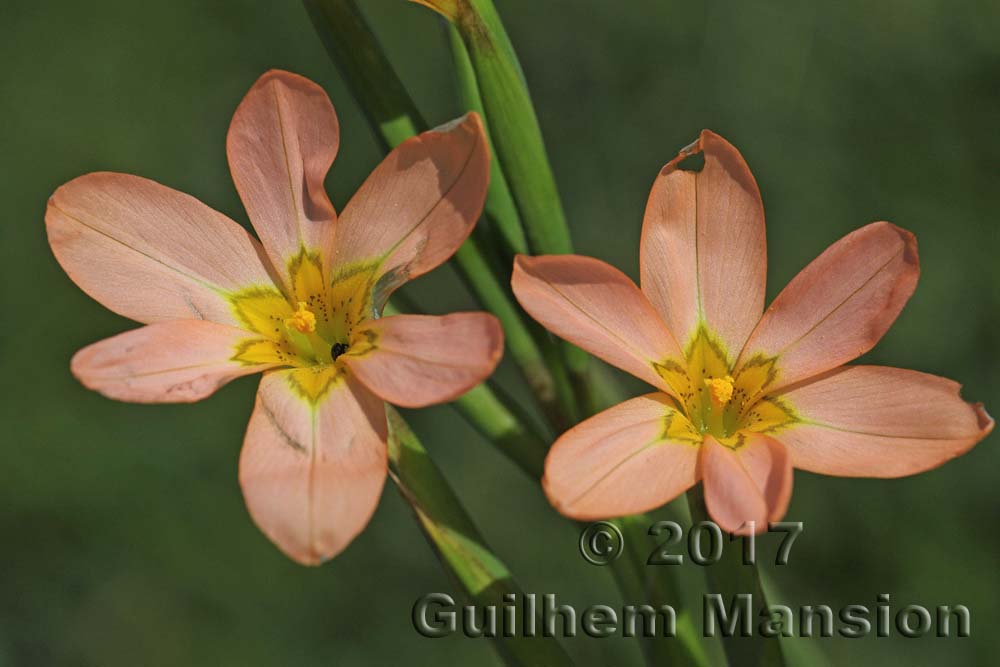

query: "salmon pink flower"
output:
512 130 992 534
47 70 502 564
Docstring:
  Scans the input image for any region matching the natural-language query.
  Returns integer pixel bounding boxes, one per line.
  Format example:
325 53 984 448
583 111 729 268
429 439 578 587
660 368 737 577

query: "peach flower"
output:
47 70 502 564
513 130 991 533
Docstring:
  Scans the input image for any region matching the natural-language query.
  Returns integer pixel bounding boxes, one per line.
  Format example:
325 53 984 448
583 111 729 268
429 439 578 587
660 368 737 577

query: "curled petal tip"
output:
974 403 994 434
429 111 485 143
410 0 460 20
453 109 484 127
511 252 543 273
879 221 920 266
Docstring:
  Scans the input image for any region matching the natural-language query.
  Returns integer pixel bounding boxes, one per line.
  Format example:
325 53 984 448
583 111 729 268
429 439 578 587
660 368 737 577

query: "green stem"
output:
451 382 548 479
687 486 787 667
303 0 423 149
447 23 527 262
388 408 574 666
307 5 711 664
386 298 549 478
584 370 714 666
610 515 711 667
451 234 572 427
303 0 574 427
418 0 573 256
431 1 597 421
445 15 582 427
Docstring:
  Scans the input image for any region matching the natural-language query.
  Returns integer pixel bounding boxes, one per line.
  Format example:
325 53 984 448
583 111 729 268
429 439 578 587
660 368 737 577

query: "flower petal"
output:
331 113 489 296
774 365 992 477
738 434 793 524
227 70 338 286
512 254 684 395
239 369 388 565
71 320 275 403
704 433 795 534
640 130 766 362
739 222 919 392
701 436 769 535
343 313 503 408
543 393 701 519
46 173 280 326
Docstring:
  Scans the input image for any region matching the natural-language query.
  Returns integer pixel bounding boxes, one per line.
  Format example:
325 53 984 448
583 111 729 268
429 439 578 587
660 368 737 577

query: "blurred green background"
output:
1 1 997 665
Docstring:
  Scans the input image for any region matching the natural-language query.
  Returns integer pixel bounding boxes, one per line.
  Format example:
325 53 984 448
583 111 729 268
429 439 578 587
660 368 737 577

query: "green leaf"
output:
388 408 574 666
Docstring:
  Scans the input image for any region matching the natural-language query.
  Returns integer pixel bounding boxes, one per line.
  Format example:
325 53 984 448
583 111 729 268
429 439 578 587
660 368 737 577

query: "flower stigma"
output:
285 301 317 334
705 375 735 407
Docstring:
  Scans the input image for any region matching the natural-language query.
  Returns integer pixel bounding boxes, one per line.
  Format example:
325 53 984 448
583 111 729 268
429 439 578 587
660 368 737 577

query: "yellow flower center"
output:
224 250 384 402
285 301 317 334
656 325 798 447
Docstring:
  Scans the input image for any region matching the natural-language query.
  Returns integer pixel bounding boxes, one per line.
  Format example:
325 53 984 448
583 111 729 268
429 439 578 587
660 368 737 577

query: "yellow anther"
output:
285 301 317 334
705 375 735 407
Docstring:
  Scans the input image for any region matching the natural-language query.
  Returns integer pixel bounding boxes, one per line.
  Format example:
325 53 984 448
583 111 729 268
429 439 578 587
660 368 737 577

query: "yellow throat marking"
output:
655 324 799 447
226 253 388 404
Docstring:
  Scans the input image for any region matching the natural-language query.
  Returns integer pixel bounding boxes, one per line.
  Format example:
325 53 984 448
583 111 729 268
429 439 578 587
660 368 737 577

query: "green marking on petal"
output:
741 395 799 435
286 365 343 404
662 407 703 446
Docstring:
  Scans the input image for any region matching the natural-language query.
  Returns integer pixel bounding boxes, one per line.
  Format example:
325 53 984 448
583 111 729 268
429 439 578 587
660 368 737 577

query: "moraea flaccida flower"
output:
46 70 502 564
512 130 992 534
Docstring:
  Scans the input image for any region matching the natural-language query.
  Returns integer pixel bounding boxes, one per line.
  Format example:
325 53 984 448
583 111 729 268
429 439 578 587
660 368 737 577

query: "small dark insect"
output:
331 342 349 360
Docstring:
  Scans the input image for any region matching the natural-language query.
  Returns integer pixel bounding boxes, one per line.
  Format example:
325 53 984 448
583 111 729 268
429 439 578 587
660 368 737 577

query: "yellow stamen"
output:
285 301 317 334
705 375 735 407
